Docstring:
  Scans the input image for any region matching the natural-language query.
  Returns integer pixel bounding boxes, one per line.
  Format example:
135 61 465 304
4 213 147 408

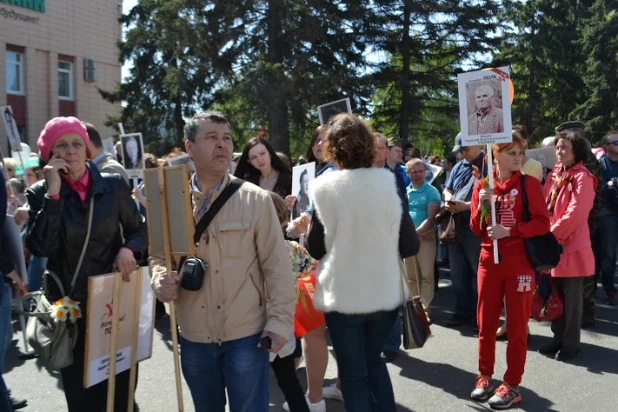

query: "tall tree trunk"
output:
526 10 537 139
399 0 412 145
266 0 290 154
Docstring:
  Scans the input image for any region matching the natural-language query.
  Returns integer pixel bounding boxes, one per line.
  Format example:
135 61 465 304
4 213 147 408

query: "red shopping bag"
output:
294 272 325 338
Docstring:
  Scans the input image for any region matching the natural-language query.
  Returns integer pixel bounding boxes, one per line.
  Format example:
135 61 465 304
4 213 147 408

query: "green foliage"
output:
102 0 618 157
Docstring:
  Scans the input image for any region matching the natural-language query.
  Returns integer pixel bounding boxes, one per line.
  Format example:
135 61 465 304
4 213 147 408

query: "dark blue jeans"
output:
326 309 398 412
180 332 269 412
383 310 401 352
598 211 618 293
448 226 480 318
0 281 11 411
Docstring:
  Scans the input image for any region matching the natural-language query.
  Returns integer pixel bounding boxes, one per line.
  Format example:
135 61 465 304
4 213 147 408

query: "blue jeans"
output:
448 225 480 318
326 310 398 412
180 332 269 412
383 311 401 352
27 255 48 294
599 211 618 293
0 285 12 374
0 282 12 411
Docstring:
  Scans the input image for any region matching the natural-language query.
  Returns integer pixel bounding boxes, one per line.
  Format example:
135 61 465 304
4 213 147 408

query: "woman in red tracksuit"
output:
469 133 551 410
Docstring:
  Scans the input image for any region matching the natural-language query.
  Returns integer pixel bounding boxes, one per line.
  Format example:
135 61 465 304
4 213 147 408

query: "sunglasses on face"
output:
611 141 618 146
6 168 13 172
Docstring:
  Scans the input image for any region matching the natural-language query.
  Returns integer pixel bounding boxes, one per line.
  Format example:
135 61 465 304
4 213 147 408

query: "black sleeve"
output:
306 211 327 260
25 182 64 258
0 174 15 275
398 186 419 258
115 177 149 260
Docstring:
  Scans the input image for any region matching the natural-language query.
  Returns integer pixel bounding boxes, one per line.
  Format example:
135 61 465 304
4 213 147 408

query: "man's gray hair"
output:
184 111 230 142
475 84 495 98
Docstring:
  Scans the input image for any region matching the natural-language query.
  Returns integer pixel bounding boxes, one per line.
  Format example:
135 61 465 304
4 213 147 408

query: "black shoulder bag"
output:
180 179 244 290
521 175 563 272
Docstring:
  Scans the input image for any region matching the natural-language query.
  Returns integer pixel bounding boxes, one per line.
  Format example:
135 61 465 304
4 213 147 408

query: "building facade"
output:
0 0 123 154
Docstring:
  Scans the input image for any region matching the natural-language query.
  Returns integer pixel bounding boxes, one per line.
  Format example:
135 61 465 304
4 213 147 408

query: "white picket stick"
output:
486 144 499 264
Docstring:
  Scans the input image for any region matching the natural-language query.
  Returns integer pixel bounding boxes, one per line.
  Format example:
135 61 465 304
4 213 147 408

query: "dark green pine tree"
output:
572 0 618 143
100 0 249 151
218 0 371 154
368 0 502 147
495 0 594 143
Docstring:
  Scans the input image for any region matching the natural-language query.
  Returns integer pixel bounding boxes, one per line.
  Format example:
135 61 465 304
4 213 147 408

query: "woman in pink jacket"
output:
539 126 597 362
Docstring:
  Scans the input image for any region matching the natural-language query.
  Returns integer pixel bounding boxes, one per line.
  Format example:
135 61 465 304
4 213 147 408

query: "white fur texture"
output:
310 168 404 314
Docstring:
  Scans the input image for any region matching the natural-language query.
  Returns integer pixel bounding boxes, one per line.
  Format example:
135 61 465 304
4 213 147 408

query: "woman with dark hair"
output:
538 127 597 362
292 169 311 219
25 117 148 411
235 137 292 198
306 125 329 172
307 113 418 411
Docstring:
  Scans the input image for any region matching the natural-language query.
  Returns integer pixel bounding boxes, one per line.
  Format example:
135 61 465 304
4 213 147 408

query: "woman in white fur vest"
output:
306 113 419 412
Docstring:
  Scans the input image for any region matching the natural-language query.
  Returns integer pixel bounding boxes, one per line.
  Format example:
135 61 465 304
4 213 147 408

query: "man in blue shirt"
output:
443 134 486 330
386 139 411 187
598 131 618 305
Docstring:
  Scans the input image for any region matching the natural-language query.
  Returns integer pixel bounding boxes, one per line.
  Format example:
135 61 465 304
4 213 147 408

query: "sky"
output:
120 0 138 81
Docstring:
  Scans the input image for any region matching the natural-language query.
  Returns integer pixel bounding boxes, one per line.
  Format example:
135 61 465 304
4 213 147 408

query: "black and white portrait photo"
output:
466 82 504 136
317 98 352 125
121 133 144 170
292 162 316 219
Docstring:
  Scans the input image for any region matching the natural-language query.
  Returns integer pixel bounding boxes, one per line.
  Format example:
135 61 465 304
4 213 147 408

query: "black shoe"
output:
445 314 472 327
555 346 580 362
9 394 27 410
538 342 562 355
581 317 595 329
381 350 399 363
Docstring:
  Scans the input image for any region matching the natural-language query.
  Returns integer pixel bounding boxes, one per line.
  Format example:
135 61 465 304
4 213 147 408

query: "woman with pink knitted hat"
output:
24 117 148 411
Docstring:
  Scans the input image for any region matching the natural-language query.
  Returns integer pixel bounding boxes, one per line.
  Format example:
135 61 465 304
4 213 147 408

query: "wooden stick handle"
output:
106 274 122 412
158 167 184 412
127 269 143 412
169 301 184 411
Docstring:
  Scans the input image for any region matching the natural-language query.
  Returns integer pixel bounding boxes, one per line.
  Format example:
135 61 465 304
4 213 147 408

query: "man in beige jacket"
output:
150 111 295 412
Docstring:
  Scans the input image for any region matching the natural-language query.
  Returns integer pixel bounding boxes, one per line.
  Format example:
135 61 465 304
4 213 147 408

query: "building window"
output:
5 52 24 94
58 61 73 100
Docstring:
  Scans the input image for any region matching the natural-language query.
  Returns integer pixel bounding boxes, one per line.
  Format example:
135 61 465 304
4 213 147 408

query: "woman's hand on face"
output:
285 195 296 211
43 155 70 196
487 225 510 240
114 248 137 281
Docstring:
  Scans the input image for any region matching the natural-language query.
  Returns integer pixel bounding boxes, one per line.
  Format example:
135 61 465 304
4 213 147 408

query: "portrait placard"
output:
526 146 557 184
120 133 145 179
166 153 195 175
143 166 194 256
1 106 22 152
457 67 512 146
102 138 117 160
425 163 443 185
317 98 352 125
84 268 154 388
292 162 316 219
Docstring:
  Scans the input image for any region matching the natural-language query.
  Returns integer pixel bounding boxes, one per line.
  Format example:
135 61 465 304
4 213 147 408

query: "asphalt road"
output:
5 269 618 411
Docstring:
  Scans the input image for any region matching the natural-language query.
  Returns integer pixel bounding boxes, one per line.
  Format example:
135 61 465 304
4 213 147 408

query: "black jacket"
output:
25 163 148 301
246 171 292 199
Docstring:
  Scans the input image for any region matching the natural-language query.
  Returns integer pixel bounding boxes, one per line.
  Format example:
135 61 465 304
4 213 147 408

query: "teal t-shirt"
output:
407 182 442 229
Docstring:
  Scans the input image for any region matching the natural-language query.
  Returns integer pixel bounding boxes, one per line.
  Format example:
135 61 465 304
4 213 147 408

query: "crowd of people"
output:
0 111 616 412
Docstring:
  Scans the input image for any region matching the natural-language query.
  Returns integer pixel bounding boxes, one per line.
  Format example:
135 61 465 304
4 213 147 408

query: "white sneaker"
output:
282 395 326 412
322 383 343 402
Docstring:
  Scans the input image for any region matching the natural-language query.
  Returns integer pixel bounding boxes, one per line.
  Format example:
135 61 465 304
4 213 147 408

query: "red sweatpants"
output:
477 249 535 386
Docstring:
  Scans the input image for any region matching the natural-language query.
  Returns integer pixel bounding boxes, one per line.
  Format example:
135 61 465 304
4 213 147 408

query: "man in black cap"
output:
553 121 603 327
443 133 486 329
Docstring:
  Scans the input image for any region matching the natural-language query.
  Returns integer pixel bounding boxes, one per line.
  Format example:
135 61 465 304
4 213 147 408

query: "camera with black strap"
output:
180 179 244 291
